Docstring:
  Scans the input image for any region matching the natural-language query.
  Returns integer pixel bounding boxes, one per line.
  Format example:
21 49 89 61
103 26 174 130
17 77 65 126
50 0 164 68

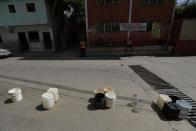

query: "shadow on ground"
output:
4 98 12 104
151 103 181 121
87 98 109 111
35 104 47 111
18 56 121 60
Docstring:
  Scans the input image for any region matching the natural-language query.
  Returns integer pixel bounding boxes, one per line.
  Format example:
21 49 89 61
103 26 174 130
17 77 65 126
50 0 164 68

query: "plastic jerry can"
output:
162 102 180 119
156 94 172 110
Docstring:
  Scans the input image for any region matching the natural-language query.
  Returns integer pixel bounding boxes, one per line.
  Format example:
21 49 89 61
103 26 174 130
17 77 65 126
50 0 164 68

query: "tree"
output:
63 0 85 25
175 1 196 18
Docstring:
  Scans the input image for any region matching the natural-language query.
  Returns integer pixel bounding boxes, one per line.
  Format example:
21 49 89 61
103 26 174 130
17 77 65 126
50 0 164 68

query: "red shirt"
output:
80 42 86 49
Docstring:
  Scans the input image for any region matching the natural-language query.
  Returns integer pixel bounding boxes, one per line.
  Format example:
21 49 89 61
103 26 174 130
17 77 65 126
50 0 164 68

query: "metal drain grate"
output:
129 65 196 128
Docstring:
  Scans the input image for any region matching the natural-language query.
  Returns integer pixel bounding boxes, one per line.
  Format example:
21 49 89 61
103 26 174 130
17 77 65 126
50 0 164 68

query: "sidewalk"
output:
12 45 172 59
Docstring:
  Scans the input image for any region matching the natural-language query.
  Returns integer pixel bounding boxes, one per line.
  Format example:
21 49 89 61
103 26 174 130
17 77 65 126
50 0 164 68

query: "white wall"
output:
0 25 54 52
0 0 48 26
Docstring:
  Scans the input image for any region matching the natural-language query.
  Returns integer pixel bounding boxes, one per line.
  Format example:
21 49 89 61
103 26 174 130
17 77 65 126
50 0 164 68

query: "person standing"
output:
80 41 86 57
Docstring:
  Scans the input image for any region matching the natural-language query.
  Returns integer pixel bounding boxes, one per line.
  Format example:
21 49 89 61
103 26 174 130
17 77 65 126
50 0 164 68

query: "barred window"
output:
112 0 120 4
105 0 112 5
105 23 112 32
112 22 120 32
97 0 120 5
97 0 105 5
8 5 16 13
97 22 120 32
142 0 164 5
26 3 36 12
97 23 105 32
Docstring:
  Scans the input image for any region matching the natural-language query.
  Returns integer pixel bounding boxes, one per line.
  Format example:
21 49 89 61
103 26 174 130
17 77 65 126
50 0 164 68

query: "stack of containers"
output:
41 88 60 110
156 94 192 120
41 93 55 110
47 88 60 103
94 87 116 109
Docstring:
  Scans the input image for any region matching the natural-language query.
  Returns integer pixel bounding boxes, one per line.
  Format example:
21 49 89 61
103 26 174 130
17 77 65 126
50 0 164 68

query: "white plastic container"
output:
103 87 114 94
156 94 172 110
47 88 60 102
105 92 116 108
41 92 55 110
8 88 23 103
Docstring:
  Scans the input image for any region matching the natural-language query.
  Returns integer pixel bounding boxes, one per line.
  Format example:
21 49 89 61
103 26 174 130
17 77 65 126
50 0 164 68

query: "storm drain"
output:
129 65 196 127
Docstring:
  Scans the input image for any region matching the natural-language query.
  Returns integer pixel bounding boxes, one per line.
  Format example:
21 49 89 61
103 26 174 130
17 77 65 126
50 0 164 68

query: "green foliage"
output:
78 33 86 41
63 0 85 24
176 3 196 18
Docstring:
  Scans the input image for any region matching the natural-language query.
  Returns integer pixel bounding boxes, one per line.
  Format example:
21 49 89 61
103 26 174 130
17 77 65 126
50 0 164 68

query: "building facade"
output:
85 0 176 47
0 0 65 52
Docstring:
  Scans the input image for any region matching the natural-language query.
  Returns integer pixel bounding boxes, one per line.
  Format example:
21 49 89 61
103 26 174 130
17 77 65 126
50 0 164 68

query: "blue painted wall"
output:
0 0 48 26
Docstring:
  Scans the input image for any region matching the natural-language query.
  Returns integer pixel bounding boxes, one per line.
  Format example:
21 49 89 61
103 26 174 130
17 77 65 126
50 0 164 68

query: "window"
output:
112 0 120 4
158 0 164 4
8 5 16 13
142 0 164 5
28 31 40 42
151 0 157 5
105 23 112 32
142 0 149 5
97 22 120 32
26 3 36 12
97 0 120 5
112 22 120 32
105 0 112 5
97 23 105 32
97 0 105 5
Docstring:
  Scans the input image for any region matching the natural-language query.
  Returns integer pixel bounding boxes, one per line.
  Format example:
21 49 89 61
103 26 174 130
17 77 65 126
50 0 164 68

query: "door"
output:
43 32 52 49
18 32 29 52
